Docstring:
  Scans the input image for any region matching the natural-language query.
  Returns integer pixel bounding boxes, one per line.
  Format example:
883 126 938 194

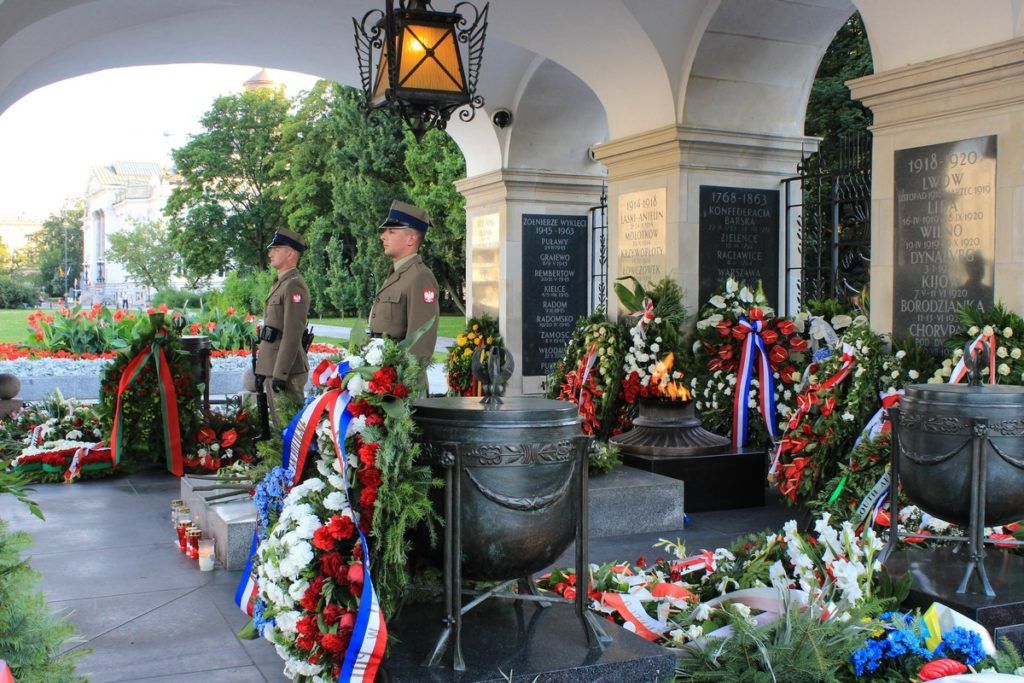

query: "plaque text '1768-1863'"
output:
893 135 996 352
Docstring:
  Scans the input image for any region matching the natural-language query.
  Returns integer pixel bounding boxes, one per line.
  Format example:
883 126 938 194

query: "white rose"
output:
983 325 995 337
1012 348 1021 359
1004 327 1014 338
908 370 919 379
999 363 1010 376
997 346 1009 358
968 326 980 335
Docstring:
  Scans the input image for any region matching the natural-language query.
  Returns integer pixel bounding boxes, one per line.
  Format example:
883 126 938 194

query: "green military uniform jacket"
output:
256 268 310 382
369 253 439 363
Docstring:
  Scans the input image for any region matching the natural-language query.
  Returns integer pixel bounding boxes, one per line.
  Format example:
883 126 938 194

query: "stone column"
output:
456 169 604 395
850 38 1024 338
592 125 815 316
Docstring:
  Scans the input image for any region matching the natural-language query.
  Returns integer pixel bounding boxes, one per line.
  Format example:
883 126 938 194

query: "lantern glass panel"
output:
371 46 392 106
398 24 464 92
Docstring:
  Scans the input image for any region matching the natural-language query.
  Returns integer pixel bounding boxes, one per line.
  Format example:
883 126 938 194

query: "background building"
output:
81 161 177 305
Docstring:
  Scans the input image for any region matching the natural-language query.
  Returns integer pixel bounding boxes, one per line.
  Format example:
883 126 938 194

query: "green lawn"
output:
0 308 34 343
315 313 466 339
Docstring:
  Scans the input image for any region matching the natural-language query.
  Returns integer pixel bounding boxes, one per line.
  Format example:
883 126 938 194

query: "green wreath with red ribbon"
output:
98 314 200 474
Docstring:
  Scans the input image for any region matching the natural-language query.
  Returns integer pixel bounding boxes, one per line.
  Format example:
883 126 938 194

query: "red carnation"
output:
360 487 378 509
358 441 379 466
365 411 384 427
392 383 409 398
320 553 347 583
320 633 346 655
301 577 325 612
220 429 238 448
322 604 344 626
327 515 355 541
358 466 382 488
296 613 319 637
296 635 315 651
312 526 337 551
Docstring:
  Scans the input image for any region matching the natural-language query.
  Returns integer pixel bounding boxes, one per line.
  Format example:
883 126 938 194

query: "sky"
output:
0 64 322 220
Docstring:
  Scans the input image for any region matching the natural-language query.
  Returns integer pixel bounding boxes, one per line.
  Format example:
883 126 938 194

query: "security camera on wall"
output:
491 108 513 129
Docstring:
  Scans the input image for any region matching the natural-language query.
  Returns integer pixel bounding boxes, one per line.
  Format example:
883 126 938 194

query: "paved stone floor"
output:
0 469 800 682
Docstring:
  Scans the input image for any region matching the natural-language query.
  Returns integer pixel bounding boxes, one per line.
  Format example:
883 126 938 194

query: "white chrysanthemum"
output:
347 414 367 437
293 514 320 540
324 491 347 510
288 579 310 603
365 341 385 366
275 610 301 634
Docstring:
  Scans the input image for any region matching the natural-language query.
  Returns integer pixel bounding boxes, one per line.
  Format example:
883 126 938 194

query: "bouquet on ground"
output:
540 513 890 666
245 334 438 682
182 401 259 472
691 279 810 450
2 390 112 482
446 315 502 396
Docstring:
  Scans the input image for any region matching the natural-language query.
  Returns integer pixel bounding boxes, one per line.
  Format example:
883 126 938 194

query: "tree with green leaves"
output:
165 87 290 278
805 12 873 165
106 217 180 291
404 128 467 314
279 84 409 316
28 202 84 297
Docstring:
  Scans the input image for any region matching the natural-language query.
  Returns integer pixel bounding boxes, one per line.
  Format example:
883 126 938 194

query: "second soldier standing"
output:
369 200 440 386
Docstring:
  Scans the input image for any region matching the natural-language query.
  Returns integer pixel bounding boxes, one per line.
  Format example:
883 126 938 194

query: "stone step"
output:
181 465 685 571
588 466 685 537
180 476 256 571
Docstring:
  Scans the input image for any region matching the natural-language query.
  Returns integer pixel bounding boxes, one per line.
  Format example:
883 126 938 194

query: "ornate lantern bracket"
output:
353 0 489 140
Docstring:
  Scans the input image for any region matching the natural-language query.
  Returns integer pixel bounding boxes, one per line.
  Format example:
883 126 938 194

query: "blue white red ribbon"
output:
732 317 778 450
852 390 903 452
948 332 996 384
235 357 387 681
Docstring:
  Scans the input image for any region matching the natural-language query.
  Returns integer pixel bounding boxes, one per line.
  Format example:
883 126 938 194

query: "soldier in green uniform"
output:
256 227 310 403
369 200 440 374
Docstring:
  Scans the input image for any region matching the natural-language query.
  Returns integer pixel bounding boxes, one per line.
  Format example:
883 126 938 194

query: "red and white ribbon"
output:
631 298 655 338
948 332 996 384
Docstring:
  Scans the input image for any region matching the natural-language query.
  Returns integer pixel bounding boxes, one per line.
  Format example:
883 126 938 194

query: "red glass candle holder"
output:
187 528 202 560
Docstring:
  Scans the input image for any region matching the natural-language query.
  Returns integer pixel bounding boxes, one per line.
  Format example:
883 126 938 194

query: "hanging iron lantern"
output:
353 0 489 140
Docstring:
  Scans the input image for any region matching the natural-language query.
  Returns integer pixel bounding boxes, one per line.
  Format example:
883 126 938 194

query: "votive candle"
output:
198 539 215 571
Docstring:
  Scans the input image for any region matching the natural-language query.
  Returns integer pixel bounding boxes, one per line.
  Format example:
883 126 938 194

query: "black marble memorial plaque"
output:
522 214 588 377
893 136 996 352
699 186 779 308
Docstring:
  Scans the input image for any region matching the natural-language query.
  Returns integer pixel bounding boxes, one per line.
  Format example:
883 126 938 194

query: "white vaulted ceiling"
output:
0 0 1021 177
